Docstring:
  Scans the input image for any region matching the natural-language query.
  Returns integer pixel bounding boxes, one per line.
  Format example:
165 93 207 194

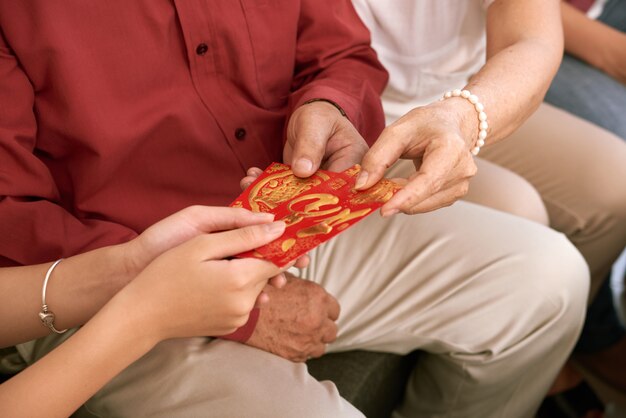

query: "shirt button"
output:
235 128 247 140
196 43 208 55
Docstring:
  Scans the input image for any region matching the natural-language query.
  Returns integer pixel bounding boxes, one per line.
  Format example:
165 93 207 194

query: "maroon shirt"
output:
0 1 388 266
567 0 596 12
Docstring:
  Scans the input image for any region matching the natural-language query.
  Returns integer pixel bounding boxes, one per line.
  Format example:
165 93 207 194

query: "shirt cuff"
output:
302 98 348 118
219 308 260 343
291 85 361 128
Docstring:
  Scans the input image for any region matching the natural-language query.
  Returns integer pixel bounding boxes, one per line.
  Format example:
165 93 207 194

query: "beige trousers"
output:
20 198 589 417
474 103 626 300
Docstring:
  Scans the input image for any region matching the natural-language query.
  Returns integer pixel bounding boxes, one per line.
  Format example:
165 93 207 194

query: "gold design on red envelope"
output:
349 180 396 205
320 207 372 228
247 172 321 212
343 165 361 178
296 222 332 238
283 194 342 226
328 178 348 190
262 236 322 260
239 163 331 212
231 163 402 267
281 238 296 252
267 164 287 173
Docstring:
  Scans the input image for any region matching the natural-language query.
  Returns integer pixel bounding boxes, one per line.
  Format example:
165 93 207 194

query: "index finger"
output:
381 144 457 216
327 294 340 321
356 126 411 190
138 206 276 253
179 206 276 234
229 257 292 287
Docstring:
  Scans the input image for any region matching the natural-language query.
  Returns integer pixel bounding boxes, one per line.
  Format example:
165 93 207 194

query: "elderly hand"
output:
355 100 479 216
284 101 369 177
246 272 340 362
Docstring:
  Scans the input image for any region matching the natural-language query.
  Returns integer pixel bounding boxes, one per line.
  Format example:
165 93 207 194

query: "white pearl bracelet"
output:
442 89 488 156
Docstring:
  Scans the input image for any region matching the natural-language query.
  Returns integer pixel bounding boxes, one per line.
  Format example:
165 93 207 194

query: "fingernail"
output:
381 209 399 218
294 158 313 174
265 221 286 234
355 171 369 189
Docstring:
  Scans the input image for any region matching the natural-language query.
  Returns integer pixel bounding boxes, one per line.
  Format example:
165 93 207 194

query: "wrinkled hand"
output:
284 101 369 177
246 272 340 362
356 100 478 216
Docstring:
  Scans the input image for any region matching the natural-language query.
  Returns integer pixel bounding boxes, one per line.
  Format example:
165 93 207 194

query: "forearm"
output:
462 38 562 144
561 2 625 71
448 0 563 148
0 244 133 347
0 293 156 418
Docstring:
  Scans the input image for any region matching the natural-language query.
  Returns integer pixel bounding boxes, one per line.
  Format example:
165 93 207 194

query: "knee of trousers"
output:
505 178 549 226
467 159 549 226
598 183 626 238
83 339 363 418
509 231 590 348
569 132 626 245
206 359 364 418
459 231 590 386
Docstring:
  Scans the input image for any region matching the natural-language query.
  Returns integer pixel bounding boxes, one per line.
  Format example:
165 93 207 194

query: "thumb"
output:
286 107 333 178
355 127 408 190
199 221 287 260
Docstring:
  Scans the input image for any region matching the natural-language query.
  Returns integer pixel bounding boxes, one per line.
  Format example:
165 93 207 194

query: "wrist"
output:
25 245 138 333
440 88 489 155
104 281 163 348
112 240 147 288
108 243 140 289
302 98 347 118
431 98 479 149
96 291 161 354
57 244 136 307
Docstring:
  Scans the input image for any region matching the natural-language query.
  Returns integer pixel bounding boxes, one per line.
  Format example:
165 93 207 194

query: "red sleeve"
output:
219 308 260 343
0 33 137 267
288 0 389 146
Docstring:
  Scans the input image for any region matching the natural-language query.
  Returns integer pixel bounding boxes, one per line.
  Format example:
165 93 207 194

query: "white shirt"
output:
352 0 494 123
587 0 608 19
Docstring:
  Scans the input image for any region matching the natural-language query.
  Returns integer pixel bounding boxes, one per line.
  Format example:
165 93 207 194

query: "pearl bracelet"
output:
442 89 488 156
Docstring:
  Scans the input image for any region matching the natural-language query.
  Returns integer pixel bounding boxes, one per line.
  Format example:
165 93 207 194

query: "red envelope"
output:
229 162 347 260
230 162 334 212
230 163 401 267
